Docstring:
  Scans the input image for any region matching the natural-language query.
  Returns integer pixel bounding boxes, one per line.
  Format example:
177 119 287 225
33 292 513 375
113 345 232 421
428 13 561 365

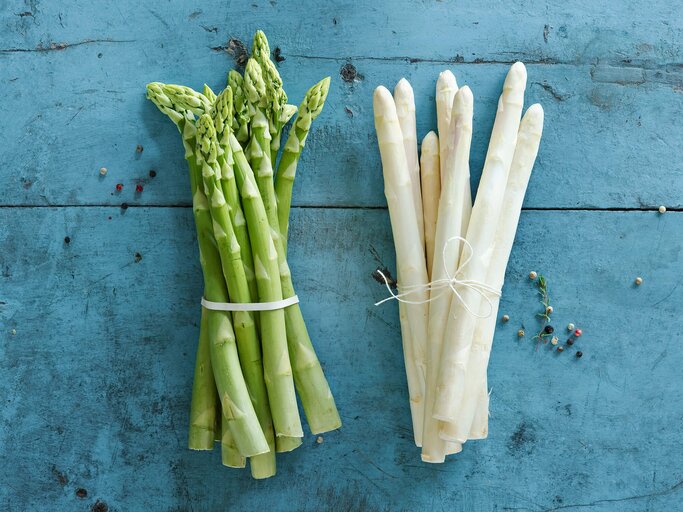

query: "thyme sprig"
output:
532 274 554 344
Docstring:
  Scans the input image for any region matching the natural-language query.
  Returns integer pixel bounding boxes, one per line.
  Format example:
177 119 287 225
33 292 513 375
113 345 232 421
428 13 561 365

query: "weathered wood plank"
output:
1 207 681 511
2 0 681 64
2 49 681 209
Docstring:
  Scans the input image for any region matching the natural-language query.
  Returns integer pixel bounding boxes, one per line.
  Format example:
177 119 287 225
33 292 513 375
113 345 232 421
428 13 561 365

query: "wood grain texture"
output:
1 1 683 510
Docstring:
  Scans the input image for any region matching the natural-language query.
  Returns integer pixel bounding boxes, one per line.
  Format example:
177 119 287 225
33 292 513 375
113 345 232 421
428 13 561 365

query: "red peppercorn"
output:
115 183 123 191
574 329 582 337
557 346 564 353
136 184 144 193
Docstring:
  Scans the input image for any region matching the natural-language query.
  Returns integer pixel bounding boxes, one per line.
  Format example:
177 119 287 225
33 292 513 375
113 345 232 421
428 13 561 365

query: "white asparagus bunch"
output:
374 86 429 446
373 62 543 462
433 62 528 425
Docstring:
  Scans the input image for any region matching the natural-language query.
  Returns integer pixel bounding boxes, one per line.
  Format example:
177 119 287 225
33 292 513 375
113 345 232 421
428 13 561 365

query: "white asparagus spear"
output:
434 62 528 424
394 79 424 250
420 132 440 279
451 104 545 443
445 441 462 455
468 387 489 440
421 86 474 463
397 303 423 446
394 79 425 446
436 70 458 188
374 86 429 445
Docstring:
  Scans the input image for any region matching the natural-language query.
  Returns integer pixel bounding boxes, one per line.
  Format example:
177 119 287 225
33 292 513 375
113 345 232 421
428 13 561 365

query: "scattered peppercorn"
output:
502 314 510 322
64 236 71 244
134 252 142 263
556 346 564 352
544 325 554 334
149 169 157 178
658 205 666 214
121 203 128 210
546 305 553 314
136 184 144 193
10 329 16 336
115 183 123 191
75 488 88 498
316 436 324 444
574 329 582 337
99 167 108 176
108 216 112 220
551 336 559 345
567 338 574 346
273 46 285 63
635 276 643 286
576 351 583 358
136 144 144 153
529 271 538 280
518 329 525 337
567 323 575 331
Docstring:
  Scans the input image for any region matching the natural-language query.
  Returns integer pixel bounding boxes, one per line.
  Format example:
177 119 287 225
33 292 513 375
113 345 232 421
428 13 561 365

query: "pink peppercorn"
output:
574 329 583 337
115 183 123 191
136 184 144 193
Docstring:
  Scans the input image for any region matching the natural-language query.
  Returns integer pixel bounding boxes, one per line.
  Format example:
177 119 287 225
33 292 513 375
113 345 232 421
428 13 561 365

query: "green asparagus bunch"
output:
146 30 339 479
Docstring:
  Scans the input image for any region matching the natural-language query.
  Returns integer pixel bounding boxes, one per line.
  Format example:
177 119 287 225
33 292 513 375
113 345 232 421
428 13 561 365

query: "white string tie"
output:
374 236 501 319
202 295 299 312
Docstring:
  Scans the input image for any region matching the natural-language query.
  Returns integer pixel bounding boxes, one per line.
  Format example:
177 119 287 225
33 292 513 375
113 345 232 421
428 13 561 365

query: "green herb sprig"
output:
532 274 554 344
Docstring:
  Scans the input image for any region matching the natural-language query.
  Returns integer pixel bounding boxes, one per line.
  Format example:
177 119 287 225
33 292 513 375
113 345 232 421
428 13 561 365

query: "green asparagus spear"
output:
196 114 276 478
228 133 303 439
275 77 331 247
228 70 250 144
211 88 258 303
252 30 289 159
146 82 215 449
188 307 218 449
203 84 217 104
275 435 303 453
221 409 246 468
245 64 341 434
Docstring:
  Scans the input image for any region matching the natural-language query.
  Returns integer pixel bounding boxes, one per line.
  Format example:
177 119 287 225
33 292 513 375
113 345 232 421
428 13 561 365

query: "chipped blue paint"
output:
1 1 682 511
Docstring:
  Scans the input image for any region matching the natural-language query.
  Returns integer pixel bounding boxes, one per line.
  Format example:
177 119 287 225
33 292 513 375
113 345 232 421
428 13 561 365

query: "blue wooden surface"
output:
1 2 682 511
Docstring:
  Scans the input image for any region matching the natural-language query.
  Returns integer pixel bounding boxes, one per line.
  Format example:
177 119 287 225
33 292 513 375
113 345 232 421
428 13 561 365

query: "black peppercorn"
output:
576 351 583 358
64 236 71 244
121 203 129 210
567 338 574 346
544 325 554 334
149 169 157 178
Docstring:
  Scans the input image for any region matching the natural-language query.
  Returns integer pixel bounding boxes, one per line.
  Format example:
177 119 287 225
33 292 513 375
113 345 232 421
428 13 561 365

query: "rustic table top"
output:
1 1 682 511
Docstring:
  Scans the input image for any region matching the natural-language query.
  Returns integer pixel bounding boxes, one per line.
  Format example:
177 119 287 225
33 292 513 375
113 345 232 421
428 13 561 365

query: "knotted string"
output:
374 236 501 319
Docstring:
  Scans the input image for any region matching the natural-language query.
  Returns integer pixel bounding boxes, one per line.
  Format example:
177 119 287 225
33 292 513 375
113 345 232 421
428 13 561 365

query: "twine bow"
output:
374 236 501 319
